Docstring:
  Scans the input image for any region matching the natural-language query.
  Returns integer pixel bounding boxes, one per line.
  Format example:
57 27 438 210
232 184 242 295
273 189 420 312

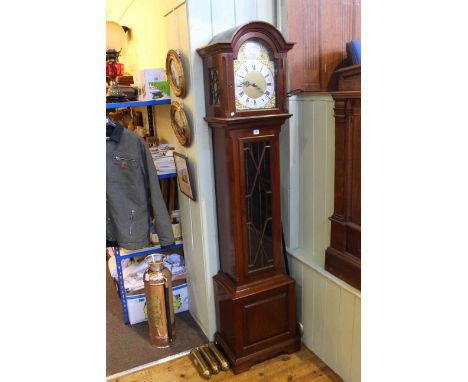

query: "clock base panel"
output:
213 272 301 374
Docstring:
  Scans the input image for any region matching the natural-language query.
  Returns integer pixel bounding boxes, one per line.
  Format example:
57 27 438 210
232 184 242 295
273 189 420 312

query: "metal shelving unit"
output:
107 99 180 324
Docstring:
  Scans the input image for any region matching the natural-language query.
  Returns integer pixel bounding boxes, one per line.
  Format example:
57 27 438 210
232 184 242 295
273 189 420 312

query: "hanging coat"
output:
106 123 174 249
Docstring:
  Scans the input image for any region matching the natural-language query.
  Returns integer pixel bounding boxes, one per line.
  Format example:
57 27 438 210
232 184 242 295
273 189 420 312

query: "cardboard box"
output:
134 68 171 101
126 282 189 325
172 283 189 314
127 293 147 324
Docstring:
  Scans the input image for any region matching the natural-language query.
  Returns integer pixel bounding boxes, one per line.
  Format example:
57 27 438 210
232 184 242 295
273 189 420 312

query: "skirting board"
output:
106 350 190 381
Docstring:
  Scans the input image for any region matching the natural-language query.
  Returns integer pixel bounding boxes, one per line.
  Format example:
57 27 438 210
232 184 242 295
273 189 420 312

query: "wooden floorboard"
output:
109 345 343 382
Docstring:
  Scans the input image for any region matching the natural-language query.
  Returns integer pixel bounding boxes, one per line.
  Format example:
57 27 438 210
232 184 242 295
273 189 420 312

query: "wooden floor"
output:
109 345 343 382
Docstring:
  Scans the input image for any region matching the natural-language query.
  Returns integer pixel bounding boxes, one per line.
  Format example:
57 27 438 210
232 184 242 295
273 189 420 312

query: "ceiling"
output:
106 0 135 22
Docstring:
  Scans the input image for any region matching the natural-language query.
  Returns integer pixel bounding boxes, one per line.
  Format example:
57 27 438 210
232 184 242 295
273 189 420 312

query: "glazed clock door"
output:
237 130 282 282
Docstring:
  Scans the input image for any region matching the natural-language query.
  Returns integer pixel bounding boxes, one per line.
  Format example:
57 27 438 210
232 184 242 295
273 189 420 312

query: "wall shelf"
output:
106 99 171 109
158 172 177 179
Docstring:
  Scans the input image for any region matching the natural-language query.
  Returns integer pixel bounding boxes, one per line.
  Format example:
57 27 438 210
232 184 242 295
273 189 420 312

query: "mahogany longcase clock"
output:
197 22 300 373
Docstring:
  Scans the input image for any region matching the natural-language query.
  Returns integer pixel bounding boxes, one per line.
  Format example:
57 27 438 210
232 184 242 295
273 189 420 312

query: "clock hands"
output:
240 80 264 93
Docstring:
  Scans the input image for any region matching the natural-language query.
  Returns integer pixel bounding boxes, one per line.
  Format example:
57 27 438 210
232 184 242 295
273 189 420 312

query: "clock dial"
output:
234 62 275 109
234 40 276 111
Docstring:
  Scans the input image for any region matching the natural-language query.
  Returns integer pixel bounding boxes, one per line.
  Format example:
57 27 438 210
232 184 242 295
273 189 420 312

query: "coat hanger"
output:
106 115 119 140
106 115 118 128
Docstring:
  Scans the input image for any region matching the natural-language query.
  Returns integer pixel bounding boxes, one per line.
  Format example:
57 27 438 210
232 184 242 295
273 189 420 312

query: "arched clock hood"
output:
197 21 294 120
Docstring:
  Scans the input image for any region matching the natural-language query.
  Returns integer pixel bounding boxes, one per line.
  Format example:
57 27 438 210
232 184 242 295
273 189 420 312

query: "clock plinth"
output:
197 22 299 374
214 272 301 374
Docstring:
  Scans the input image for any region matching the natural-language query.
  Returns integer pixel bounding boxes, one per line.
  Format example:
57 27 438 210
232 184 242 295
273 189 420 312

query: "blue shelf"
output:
158 172 177 179
117 243 184 260
106 99 171 109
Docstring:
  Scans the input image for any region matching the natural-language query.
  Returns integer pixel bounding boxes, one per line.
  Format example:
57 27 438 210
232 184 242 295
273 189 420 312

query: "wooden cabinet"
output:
287 0 361 92
325 65 361 290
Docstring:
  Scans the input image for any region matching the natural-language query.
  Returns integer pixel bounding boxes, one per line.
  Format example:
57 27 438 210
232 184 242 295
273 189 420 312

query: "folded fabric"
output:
346 39 361 65
164 253 186 276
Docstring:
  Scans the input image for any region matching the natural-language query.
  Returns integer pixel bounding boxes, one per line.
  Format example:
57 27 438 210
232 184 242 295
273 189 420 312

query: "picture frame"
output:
166 49 186 98
170 101 191 147
173 152 195 200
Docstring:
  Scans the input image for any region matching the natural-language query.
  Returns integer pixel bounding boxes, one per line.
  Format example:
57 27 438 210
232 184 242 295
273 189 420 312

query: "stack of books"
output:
149 144 176 175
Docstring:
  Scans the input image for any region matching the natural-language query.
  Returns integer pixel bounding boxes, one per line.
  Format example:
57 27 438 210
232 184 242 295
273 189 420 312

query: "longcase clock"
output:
197 21 300 374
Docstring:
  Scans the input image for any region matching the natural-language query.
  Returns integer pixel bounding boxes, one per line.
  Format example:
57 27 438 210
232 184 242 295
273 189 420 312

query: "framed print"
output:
173 152 195 200
166 49 186 98
170 101 191 146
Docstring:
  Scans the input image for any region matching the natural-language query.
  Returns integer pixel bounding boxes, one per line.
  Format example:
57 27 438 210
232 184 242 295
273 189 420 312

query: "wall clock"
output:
166 49 186 98
170 101 190 146
197 22 299 374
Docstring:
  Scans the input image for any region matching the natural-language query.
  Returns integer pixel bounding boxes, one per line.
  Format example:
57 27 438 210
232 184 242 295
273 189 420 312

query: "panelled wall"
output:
281 94 361 382
281 95 335 265
289 254 361 382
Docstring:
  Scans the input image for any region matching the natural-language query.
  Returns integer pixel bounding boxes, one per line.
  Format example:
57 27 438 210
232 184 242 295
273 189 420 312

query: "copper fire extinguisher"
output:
143 254 175 347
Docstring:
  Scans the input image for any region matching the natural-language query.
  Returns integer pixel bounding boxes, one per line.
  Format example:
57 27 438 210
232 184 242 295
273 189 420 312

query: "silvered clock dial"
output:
234 40 276 111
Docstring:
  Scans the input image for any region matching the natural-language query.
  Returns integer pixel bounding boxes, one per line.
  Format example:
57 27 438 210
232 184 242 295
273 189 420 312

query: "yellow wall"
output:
106 0 173 144
106 0 168 74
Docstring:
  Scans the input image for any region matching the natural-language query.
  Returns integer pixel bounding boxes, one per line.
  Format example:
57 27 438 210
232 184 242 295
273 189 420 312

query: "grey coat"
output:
106 124 174 249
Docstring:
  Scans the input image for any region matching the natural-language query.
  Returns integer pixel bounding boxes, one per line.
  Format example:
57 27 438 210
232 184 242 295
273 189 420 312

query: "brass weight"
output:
208 342 230 371
189 348 211 379
199 345 220 374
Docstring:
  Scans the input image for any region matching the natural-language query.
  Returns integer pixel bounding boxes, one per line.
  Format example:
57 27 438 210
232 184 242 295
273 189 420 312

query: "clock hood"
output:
197 21 294 57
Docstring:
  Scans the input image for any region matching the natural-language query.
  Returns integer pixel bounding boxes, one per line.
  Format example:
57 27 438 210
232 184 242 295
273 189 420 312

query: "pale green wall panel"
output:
291 255 361 382
284 95 335 266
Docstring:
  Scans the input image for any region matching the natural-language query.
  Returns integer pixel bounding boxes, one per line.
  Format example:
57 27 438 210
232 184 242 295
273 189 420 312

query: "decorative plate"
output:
166 49 186 98
170 101 190 146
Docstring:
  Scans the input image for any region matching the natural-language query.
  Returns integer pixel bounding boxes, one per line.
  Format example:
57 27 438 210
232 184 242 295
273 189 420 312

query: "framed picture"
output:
173 152 195 200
